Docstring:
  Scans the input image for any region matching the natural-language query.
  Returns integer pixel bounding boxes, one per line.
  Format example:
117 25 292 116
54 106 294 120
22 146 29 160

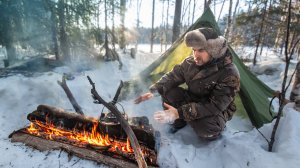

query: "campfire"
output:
9 105 158 167
26 119 132 153
9 77 159 168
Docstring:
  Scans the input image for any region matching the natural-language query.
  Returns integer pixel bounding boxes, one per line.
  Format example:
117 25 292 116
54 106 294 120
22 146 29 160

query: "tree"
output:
150 0 155 53
268 0 295 152
119 0 126 52
0 0 23 66
172 0 182 43
58 0 71 62
45 0 60 60
253 0 268 65
224 0 233 40
135 0 143 50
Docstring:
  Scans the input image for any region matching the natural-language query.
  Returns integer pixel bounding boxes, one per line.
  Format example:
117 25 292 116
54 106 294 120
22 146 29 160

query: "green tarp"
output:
139 8 275 128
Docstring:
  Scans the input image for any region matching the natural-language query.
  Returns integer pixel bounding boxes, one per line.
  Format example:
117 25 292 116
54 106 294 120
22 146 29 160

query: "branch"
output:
256 128 270 144
87 76 148 168
112 81 124 105
57 75 84 115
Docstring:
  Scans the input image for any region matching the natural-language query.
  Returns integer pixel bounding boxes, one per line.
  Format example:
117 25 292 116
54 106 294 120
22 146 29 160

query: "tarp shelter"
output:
135 8 275 128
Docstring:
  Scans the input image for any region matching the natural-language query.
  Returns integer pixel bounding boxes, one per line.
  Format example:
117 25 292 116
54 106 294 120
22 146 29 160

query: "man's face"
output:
192 48 211 66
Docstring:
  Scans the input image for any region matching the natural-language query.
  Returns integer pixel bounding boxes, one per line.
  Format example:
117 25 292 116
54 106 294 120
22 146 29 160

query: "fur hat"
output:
184 27 227 58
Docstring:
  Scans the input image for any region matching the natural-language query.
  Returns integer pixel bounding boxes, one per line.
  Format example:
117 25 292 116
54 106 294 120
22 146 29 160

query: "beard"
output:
194 57 205 66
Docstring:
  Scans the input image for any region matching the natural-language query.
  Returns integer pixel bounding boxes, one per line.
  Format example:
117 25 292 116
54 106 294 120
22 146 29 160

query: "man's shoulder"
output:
223 63 240 78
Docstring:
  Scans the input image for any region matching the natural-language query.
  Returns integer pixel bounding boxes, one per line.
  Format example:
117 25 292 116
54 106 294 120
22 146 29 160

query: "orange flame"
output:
26 120 134 153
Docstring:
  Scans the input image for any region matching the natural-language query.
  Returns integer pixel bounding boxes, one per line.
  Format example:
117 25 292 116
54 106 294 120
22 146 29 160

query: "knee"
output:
189 116 225 140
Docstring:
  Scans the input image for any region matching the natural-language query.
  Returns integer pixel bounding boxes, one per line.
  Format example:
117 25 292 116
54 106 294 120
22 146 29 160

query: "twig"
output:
57 75 84 115
255 128 270 144
112 81 124 105
87 76 148 168
71 158 81 166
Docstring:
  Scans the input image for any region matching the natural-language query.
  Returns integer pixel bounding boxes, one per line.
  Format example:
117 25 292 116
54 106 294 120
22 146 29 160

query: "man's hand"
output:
134 92 154 104
154 103 179 124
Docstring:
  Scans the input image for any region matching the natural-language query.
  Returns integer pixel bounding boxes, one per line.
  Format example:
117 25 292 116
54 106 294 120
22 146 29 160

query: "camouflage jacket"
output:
150 51 240 122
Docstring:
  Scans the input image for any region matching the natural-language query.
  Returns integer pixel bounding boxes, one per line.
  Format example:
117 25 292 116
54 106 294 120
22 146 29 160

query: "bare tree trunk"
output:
160 0 165 52
3 1 17 66
274 2 288 50
150 0 155 53
119 0 126 52
104 0 109 60
260 0 273 56
58 0 70 62
253 0 268 66
192 0 196 23
112 0 116 49
231 0 239 35
49 3 60 60
135 0 143 50
172 0 182 43
224 0 233 40
165 0 170 50
217 0 226 22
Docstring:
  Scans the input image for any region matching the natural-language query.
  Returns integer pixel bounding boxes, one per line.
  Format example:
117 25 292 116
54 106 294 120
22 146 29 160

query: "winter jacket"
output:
150 50 240 122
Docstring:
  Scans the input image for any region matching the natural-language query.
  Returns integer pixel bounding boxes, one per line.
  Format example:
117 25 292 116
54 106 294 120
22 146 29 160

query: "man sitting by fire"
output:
135 27 240 140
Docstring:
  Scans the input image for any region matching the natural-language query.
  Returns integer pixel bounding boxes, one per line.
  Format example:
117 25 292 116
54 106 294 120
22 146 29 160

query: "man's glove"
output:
154 103 179 124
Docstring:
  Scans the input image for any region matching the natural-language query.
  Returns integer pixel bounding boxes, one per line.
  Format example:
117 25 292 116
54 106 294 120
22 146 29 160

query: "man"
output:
135 27 240 140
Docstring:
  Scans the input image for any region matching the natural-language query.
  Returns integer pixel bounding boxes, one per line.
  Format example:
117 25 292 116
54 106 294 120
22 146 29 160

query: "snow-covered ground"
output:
0 44 300 168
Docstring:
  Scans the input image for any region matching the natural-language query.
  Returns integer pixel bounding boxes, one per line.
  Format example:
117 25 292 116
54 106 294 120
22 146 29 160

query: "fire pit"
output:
9 105 159 168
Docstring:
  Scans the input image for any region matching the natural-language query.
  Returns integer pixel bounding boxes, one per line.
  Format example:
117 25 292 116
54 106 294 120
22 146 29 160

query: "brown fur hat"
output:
184 27 227 58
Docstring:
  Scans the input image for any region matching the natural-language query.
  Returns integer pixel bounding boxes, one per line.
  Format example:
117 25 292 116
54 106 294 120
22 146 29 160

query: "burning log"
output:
27 105 156 150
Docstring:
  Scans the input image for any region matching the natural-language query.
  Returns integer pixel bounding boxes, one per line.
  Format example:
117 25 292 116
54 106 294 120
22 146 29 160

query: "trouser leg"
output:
188 115 225 140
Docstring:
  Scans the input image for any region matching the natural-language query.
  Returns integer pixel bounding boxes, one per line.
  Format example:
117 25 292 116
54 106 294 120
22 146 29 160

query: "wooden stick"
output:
57 75 84 115
87 76 148 168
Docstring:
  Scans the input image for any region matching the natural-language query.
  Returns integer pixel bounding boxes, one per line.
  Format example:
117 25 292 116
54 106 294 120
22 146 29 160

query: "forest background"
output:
0 0 299 68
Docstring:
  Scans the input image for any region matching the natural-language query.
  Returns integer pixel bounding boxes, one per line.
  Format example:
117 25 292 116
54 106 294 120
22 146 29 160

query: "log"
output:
27 105 156 151
9 131 158 168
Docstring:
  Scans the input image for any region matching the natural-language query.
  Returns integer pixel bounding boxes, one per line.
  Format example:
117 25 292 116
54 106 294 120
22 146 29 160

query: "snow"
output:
1 44 300 168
